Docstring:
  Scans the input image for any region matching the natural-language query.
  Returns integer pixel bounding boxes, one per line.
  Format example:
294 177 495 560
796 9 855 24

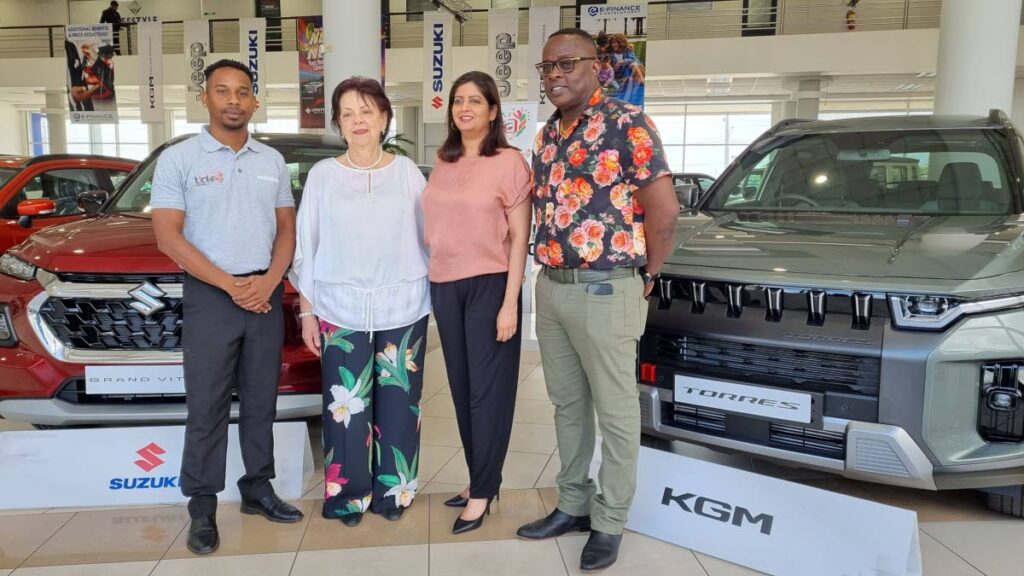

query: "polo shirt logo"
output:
194 171 224 186
256 175 279 183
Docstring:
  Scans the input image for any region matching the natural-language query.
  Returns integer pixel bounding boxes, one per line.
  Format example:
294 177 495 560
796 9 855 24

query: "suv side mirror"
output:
676 183 699 210
16 198 55 228
77 189 109 215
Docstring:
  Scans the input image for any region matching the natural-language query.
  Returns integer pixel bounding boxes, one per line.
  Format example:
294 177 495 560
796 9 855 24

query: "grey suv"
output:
639 111 1024 517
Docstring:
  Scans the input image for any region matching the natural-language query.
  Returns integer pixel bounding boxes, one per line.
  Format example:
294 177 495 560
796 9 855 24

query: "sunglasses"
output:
534 56 596 78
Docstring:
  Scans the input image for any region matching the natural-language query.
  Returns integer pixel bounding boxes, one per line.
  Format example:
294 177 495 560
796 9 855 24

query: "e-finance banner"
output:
138 21 163 124
488 9 518 100
580 3 648 108
527 6 560 122
239 17 267 124
297 16 325 129
183 20 210 123
65 24 117 124
422 11 453 124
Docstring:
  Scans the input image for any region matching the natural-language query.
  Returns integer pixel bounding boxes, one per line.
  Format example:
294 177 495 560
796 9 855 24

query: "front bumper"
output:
0 393 322 426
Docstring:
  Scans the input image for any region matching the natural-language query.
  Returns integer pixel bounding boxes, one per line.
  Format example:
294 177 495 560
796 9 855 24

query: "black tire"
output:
984 486 1024 518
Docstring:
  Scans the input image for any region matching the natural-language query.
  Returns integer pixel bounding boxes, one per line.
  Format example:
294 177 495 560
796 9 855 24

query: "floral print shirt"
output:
532 89 671 269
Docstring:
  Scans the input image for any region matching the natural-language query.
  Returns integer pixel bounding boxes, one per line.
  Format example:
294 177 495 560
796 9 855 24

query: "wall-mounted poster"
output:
297 16 325 129
65 24 118 124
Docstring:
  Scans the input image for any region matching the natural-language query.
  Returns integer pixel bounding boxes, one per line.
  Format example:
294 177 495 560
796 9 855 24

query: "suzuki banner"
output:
138 21 163 124
527 6 560 122
488 9 518 100
580 2 648 108
0 423 313 509
297 16 325 129
422 11 453 124
183 20 210 123
239 17 267 124
627 447 922 576
65 24 118 124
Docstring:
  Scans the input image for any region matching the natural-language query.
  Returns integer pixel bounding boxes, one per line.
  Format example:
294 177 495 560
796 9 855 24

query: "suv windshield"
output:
705 129 1017 215
109 140 344 214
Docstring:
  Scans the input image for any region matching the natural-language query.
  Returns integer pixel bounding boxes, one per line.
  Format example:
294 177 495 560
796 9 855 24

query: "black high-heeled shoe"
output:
445 489 501 508
452 496 494 535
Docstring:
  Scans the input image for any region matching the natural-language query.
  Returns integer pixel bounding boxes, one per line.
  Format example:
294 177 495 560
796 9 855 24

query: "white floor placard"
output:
627 446 922 576
0 422 313 509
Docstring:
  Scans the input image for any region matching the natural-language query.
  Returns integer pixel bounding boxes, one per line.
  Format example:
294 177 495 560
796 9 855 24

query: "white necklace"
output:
346 148 384 170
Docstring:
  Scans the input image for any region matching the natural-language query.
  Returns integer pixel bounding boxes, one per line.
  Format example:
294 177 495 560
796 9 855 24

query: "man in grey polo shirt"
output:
151 59 302 556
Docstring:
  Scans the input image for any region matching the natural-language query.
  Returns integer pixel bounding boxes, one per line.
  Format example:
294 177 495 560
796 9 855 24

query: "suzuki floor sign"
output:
627 447 922 576
0 423 313 509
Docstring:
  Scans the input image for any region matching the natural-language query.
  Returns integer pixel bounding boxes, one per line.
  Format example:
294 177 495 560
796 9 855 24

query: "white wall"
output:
0 0 69 26
0 102 26 155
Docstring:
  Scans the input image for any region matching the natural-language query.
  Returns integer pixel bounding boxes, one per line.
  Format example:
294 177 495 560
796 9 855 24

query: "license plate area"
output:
673 374 822 427
85 365 185 395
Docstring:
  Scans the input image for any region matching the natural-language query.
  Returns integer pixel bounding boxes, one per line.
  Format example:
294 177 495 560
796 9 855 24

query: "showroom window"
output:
649 110 771 177
27 113 152 160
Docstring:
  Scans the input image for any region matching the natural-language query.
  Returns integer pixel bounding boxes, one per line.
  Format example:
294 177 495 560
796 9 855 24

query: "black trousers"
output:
180 274 284 518
431 272 521 499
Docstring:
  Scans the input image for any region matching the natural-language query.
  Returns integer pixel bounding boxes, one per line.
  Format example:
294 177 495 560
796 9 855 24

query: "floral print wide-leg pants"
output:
318 315 428 518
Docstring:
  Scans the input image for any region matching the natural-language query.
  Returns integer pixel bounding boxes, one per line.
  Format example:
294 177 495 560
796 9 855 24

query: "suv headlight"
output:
0 253 36 281
890 293 1024 330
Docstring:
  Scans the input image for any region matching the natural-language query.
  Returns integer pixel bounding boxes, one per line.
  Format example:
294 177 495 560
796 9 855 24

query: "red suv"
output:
0 134 342 427
0 154 138 251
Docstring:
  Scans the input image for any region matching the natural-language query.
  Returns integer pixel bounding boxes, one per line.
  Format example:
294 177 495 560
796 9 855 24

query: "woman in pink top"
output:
422 71 532 535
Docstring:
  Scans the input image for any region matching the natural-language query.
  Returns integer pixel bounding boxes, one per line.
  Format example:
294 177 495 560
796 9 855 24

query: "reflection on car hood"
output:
669 211 1024 281
11 214 179 274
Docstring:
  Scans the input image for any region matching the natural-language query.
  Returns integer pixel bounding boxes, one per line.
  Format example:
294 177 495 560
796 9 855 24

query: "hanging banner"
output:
239 17 267 124
297 16 325 129
627 447 922 576
138 21 163 124
580 3 648 108
488 9 519 100
422 11 453 124
65 24 118 124
183 20 210 123
527 6 560 122
501 101 537 159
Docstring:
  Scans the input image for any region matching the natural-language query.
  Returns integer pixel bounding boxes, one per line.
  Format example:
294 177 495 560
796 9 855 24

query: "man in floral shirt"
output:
516 28 679 571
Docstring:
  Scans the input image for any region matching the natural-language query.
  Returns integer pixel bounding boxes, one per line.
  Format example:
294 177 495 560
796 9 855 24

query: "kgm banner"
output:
488 9 518 100
422 11 453 124
627 447 922 576
239 17 267 124
138 21 163 124
297 15 325 129
0 423 313 509
65 24 118 124
580 2 648 107
183 20 210 123
527 6 560 122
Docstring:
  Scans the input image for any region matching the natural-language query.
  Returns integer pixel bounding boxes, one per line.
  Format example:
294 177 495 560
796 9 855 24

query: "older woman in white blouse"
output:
290 77 429 528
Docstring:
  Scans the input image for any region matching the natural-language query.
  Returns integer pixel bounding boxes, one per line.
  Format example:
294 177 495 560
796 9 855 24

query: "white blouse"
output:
289 155 431 333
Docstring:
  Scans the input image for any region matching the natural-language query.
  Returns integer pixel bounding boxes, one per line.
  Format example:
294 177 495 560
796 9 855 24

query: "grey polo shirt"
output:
150 127 294 275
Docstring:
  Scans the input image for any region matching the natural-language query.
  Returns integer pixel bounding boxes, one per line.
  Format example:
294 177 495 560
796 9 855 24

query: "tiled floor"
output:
2 346 1023 575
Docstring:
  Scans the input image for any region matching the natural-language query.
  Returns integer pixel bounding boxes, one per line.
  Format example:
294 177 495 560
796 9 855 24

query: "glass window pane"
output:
66 122 90 143
118 119 149 144
728 145 747 165
664 145 683 172
650 115 685 145
685 115 726 145
118 144 151 161
99 124 116 143
727 114 771 145
684 146 726 176
100 143 118 157
67 143 91 154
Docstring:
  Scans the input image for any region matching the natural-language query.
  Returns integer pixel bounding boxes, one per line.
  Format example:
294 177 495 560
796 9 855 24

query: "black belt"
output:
542 267 637 284
234 269 268 278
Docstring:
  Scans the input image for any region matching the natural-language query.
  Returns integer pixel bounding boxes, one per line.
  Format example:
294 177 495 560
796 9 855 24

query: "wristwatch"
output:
640 267 657 285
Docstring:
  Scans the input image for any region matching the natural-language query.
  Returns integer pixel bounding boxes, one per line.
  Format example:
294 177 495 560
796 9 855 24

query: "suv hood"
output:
11 214 181 274
671 212 1024 281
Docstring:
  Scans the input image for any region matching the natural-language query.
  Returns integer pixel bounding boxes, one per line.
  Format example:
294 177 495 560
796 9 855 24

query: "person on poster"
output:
151 59 303 556
66 40 96 112
516 28 677 571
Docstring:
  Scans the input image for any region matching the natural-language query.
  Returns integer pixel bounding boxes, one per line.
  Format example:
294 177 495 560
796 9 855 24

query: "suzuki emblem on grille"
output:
128 282 167 317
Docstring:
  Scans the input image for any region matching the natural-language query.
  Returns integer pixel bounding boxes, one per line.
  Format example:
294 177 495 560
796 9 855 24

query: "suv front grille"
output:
654 333 881 397
39 296 182 350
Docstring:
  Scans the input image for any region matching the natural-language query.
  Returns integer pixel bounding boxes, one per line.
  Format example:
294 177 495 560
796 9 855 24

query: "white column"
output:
44 91 67 154
793 78 820 121
1012 78 1024 128
395 106 420 163
323 0 381 89
771 100 797 125
147 122 168 153
935 0 1021 116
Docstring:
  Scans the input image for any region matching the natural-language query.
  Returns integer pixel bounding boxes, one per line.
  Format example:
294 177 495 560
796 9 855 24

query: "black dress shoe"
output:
186 515 219 556
443 494 469 507
452 496 493 535
340 512 363 527
382 507 404 521
580 530 622 572
516 508 591 540
240 493 304 523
